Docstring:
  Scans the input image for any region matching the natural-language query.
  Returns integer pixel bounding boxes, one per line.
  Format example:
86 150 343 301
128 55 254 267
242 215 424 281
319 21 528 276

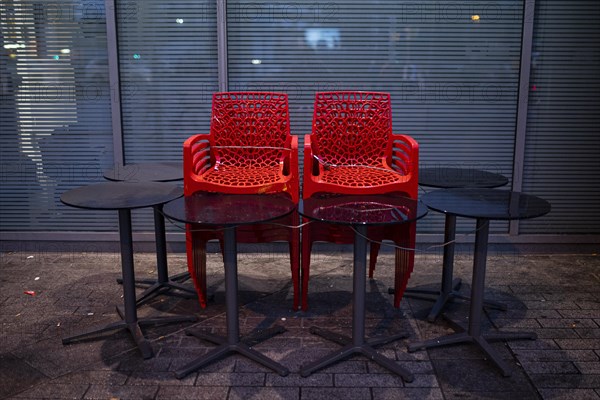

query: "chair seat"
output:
318 165 406 187
203 164 284 187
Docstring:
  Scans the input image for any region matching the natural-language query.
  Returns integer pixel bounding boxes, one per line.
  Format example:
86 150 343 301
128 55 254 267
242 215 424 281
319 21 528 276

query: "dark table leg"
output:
62 209 197 359
175 226 289 379
402 214 506 321
407 219 536 377
134 205 196 306
300 225 413 382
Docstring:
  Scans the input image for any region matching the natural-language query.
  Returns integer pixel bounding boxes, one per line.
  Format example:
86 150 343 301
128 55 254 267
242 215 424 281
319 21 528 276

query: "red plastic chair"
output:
302 91 419 310
183 92 300 309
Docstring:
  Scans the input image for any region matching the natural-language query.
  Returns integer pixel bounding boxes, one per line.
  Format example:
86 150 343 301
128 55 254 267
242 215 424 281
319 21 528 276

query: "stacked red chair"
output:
183 92 300 309
302 91 419 310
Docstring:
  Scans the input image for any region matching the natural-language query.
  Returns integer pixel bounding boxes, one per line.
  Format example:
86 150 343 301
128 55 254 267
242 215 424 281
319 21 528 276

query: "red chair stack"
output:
183 92 300 309
302 91 419 310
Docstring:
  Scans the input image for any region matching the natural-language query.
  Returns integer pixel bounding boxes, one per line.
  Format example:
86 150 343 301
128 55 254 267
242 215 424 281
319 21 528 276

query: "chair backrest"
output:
311 91 392 167
210 92 290 167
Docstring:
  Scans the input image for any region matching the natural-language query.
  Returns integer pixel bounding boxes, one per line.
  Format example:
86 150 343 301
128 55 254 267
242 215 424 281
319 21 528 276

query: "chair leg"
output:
369 242 380 279
301 225 313 311
393 223 416 308
188 226 208 308
290 213 301 311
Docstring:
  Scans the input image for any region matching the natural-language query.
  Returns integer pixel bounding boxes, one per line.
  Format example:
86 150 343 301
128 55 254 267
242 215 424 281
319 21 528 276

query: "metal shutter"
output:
1 0 115 231
520 0 600 234
227 0 523 234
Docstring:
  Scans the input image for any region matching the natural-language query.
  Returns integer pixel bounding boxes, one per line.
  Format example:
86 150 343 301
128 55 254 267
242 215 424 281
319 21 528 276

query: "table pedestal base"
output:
175 326 289 378
407 324 536 377
402 278 507 322
300 327 413 381
408 219 537 377
117 206 197 306
62 306 197 359
134 279 197 306
176 227 290 379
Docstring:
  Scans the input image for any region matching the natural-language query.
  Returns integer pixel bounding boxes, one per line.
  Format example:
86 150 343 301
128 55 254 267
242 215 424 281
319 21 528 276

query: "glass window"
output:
521 0 600 234
117 0 218 163
227 0 524 233
1 0 114 231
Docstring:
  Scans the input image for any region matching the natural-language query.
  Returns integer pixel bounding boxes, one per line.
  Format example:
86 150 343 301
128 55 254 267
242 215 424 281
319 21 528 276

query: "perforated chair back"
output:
311 91 392 167
210 92 290 168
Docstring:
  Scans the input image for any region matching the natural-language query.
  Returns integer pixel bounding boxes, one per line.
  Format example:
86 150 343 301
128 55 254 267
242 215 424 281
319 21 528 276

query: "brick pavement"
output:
0 249 599 399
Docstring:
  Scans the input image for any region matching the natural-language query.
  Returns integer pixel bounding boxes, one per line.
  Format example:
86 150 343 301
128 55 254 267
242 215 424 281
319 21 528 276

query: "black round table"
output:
60 182 196 359
418 167 509 189
408 188 551 377
404 167 510 322
103 162 182 182
163 192 295 379
298 193 427 382
103 162 194 306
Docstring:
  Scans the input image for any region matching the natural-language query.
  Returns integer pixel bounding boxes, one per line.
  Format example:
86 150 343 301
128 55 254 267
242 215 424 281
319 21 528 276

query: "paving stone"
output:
0 354 49 399
530 373 600 389
118 356 173 372
576 300 600 309
403 374 440 388
442 390 540 399
507 338 560 350
538 318 598 328
514 349 600 363
530 328 579 339
368 360 434 375
537 389 600 400
156 385 229 399
558 310 600 319
126 371 195 386
372 387 444 399
83 384 159 399
12 384 89 399
518 361 579 374
431 358 536 393
555 338 600 350
334 372 406 387
228 386 299 400
265 372 332 387
300 387 372 400
492 318 543 329
575 362 600 374
576 328 600 338
193 372 266 386
51 370 128 386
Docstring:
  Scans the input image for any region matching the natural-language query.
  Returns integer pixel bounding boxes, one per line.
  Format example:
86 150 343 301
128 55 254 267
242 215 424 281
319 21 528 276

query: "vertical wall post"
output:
217 0 228 92
105 0 124 166
510 0 536 235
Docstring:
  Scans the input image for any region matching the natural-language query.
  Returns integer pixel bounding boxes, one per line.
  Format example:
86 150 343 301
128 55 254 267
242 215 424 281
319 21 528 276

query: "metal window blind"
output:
227 0 523 234
117 0 218 163
116 0 218 231
520 0 600 234
1 0 114 231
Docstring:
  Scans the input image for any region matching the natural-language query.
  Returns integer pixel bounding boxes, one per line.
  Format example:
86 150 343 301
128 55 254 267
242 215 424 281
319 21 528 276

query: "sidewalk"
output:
1 248 599 399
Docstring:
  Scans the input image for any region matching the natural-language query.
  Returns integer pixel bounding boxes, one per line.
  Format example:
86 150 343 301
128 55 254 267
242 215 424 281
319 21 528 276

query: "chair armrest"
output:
304 134 319 178
286 135 299 178
183 133 212 179
389 134 419 176
281 135 299 202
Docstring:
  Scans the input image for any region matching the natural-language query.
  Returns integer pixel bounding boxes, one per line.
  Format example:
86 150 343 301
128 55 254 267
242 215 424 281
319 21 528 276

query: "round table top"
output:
163 192 296 226
421 188 551 220
103 162 182 182
299 193 427 226
419 167 508 189
61 182 183 211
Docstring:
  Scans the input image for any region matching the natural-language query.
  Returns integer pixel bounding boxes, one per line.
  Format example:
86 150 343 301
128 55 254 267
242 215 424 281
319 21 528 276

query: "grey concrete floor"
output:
1 247 599 399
